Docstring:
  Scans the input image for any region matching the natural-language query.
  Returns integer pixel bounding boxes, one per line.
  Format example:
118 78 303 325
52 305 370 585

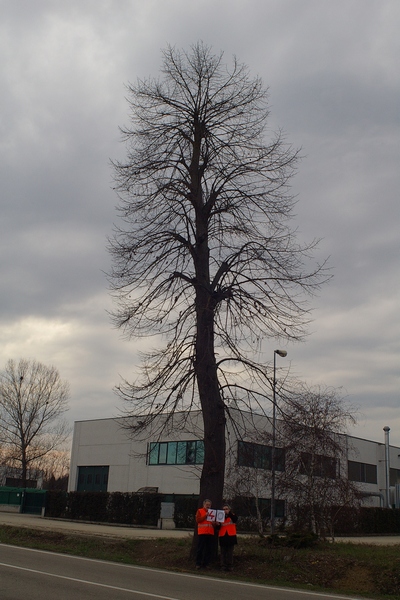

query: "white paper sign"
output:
206 509 226 523
216 510 225 523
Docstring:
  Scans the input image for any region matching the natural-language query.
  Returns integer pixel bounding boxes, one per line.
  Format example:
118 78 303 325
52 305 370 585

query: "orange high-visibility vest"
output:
196 508 215 535
218 517 236 537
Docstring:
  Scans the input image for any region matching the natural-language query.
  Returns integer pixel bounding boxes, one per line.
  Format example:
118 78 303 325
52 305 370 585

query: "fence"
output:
0 486 47 514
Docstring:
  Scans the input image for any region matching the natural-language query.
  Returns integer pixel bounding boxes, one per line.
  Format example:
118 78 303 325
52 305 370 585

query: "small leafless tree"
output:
276 384 360 538
0 358 70 487
109 43 327 508
224 464 268 535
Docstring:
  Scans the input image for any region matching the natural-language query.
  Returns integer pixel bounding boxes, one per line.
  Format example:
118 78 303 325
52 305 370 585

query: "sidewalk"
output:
0 512 191 539
1 512 399 544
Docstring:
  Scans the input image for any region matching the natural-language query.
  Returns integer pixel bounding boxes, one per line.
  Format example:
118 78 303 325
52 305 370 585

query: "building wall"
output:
68 411 400 507
68 413 203 495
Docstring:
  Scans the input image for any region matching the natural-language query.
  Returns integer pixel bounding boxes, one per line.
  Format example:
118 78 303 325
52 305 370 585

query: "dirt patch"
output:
335 565 375 595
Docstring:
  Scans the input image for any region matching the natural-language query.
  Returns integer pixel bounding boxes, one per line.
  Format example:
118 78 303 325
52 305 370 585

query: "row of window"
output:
147 440 388 485
5 477 38 488
300 453 338 479
237 440 285 471
148 439 284 469
238 442 393 484
77 443 394 492
238 442 339 478
148 440 205 465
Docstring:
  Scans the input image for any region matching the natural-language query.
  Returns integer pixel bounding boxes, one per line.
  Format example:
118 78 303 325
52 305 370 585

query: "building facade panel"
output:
68 411 400 509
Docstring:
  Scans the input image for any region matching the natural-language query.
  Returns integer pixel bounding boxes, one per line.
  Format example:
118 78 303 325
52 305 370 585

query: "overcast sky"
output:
1 0 399 447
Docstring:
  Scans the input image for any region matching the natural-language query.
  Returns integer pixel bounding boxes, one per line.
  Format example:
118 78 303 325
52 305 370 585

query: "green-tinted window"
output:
237 441 285 471
186 441 196 464
195 440 205 463
158 442 168 464
176 441 186 464
149 442 158 465
167 442 177 464
77 466 109 492
148 440 204 466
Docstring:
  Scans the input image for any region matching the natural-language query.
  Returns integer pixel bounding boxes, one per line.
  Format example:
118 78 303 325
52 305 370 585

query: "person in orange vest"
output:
218 503 238 571
195 498 216 568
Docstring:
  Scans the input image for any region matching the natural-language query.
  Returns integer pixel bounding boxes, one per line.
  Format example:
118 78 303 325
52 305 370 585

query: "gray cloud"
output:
0 0 399 446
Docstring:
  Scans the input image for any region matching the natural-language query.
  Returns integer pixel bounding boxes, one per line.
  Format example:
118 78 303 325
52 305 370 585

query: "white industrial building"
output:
68 409 400 509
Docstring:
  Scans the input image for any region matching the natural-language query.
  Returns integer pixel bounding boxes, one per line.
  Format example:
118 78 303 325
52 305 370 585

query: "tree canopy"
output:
109 43 327 505
0 358 70 487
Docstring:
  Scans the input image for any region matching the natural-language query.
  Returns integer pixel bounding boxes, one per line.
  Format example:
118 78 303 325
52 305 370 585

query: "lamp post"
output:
270 349 287 535
383 426 390 508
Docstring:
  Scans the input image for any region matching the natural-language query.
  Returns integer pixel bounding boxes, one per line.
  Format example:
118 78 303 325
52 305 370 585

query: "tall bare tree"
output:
0 358 70 487
109 43 327 508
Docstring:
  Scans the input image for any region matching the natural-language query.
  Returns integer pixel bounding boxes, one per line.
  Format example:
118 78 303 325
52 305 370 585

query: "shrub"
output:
173 496 198 528
46 490 67 518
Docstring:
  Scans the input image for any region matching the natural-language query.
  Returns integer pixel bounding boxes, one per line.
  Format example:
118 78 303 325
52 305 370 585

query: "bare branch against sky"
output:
0 1 398 445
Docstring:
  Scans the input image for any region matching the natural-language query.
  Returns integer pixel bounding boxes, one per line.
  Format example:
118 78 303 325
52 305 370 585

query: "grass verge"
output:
1 525 400 598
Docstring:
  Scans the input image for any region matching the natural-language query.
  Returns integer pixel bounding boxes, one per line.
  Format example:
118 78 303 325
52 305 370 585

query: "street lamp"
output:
271 349 287 535
383 426 390 508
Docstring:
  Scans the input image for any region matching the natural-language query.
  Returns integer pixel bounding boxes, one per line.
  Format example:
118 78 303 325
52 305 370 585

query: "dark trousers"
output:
196 534 214 567
220 544 234 570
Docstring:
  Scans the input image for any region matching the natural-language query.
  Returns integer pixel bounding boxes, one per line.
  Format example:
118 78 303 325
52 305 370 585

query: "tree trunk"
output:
21 447 28 488
195 283 226 509
191 126 226 510
191 285 225 561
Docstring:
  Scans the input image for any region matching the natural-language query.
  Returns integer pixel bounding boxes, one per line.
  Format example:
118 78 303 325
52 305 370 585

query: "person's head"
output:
203 499 212 509
223 504 231 513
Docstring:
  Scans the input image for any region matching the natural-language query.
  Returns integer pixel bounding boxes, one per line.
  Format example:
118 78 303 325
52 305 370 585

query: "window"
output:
148 440 204 465
300 452 337 478
347 461 377 484
237 441 285 471
233 496 285 519
389 468 400 486
5 477 37 489
77 466 109 492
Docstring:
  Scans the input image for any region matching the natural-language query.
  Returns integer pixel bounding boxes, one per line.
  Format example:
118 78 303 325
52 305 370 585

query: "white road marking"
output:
0 561 180 599
0 544 361 599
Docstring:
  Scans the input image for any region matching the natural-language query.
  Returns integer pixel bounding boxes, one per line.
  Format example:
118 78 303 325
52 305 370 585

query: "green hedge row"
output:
173 496 198 528
46 491 162 526
45 491 400 534
333 506 400 535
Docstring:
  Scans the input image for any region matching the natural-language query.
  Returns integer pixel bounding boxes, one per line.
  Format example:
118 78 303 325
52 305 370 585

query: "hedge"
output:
46 490 162 526
44 491 400 535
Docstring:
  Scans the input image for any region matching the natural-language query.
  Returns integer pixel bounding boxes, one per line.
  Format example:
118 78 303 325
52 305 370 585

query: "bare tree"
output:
109 43 327 508
0 358 70 487
276 384 360 538
224 464 268 535
38 449 70 490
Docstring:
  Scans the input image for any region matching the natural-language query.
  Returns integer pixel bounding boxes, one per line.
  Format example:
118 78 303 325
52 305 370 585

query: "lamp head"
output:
275 350 287 358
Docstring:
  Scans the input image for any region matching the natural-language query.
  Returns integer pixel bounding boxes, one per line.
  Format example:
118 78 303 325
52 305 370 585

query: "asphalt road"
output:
1 544 364 600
